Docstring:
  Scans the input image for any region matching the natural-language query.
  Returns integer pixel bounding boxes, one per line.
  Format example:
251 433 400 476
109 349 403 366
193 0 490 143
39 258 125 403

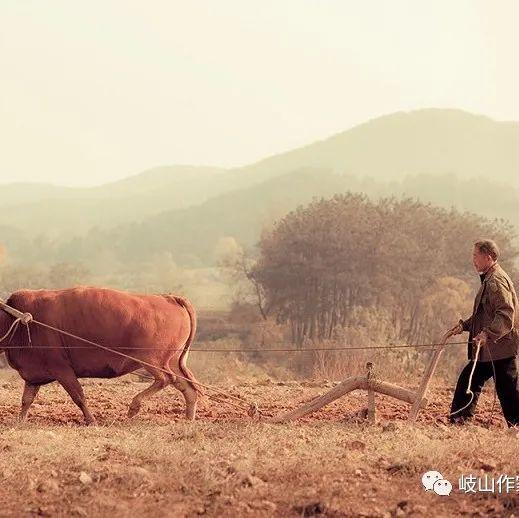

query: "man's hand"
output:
447 322 464 337
473 331 488 346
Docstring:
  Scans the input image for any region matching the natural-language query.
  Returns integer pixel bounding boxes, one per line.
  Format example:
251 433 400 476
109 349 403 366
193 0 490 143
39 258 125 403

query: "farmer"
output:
448 239 519 427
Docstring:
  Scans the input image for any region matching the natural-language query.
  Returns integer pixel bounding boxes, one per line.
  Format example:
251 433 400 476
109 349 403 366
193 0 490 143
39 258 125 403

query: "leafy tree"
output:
250 194 518 345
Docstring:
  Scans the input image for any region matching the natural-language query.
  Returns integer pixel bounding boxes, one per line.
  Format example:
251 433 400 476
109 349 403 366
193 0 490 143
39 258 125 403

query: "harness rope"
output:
0 317 22 344
0 303 499 423
0 342 470 351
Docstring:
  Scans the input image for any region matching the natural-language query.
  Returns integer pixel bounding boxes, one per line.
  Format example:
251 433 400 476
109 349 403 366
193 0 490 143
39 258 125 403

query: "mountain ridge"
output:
2 108 519 244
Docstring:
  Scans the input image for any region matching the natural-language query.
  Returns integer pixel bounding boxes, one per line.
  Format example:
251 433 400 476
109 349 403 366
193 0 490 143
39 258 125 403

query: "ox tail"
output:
165 295 203 396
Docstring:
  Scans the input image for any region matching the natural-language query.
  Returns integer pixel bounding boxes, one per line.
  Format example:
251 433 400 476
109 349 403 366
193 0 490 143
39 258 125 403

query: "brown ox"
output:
0 286 200 424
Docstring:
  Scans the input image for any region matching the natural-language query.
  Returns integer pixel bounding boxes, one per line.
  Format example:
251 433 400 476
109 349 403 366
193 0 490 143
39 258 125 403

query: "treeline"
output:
0 262 91 300
4 170 519 273
249 194 518 346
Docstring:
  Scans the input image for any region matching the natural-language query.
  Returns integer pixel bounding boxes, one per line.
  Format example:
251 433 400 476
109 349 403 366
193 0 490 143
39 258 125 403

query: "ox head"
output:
0 296 34 354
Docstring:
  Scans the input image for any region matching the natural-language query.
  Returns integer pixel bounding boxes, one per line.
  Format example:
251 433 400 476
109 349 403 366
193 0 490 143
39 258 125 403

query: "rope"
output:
0 302 478 421
130 369 251 413
190 342 469 352
0 341 470 351
0 317 22 344
449 339 482 418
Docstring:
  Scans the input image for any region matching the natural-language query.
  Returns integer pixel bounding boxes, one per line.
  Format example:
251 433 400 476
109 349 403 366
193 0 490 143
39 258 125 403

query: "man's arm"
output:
449 316 471 336
482 280 515 342
460 315 473 332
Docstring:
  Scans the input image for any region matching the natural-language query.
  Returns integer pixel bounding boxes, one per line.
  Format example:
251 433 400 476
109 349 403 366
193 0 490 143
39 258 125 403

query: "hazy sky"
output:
1 1 518 187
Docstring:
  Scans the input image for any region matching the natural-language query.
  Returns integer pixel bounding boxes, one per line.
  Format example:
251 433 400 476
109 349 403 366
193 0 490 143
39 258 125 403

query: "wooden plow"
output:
269 334 449 424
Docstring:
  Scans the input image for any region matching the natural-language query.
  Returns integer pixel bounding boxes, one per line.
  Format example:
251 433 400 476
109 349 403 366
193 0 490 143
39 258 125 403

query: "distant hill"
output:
3 108 519 238
100 168 354 265
23 169 519 270
0 166 228 236
3 108 519 267
225 108 519 188
0 165 226 206
88 165 228 199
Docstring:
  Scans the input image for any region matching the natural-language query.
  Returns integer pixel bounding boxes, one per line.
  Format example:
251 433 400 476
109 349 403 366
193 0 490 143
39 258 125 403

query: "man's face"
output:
472 247 493 273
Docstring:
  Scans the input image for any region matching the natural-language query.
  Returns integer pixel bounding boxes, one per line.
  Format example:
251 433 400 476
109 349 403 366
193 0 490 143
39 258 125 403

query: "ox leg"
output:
128 370 169 418
57 372 96 425
171 378 198 420
19 382 40 421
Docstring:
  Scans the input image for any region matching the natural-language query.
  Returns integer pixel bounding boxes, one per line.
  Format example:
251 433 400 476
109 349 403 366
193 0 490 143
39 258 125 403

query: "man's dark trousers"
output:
450 356 519 427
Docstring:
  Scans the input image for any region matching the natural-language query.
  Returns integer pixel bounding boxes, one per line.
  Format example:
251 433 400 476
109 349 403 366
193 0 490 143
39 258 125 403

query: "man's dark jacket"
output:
461 263 519 361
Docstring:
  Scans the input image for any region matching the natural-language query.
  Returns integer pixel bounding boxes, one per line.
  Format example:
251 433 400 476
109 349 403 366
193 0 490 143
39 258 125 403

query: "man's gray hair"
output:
474 239 500 261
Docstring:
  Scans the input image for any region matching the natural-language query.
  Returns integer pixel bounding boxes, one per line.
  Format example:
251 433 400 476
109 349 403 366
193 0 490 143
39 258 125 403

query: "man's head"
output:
473 239 499 274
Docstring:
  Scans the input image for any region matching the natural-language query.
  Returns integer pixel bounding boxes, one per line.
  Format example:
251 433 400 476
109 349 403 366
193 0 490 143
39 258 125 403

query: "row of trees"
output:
0 262 92 300
237 194 518 346
3 192 519 353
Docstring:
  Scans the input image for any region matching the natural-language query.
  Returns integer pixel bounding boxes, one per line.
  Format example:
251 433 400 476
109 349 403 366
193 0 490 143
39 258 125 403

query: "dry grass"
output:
1 419 517 517
0 369 517 517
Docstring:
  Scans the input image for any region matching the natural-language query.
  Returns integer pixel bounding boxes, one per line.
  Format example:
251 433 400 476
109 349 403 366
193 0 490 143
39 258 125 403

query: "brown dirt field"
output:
0 372 517 517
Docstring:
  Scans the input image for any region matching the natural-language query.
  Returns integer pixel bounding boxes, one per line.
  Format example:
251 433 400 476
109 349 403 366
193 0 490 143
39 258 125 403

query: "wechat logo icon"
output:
422 471 452 496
